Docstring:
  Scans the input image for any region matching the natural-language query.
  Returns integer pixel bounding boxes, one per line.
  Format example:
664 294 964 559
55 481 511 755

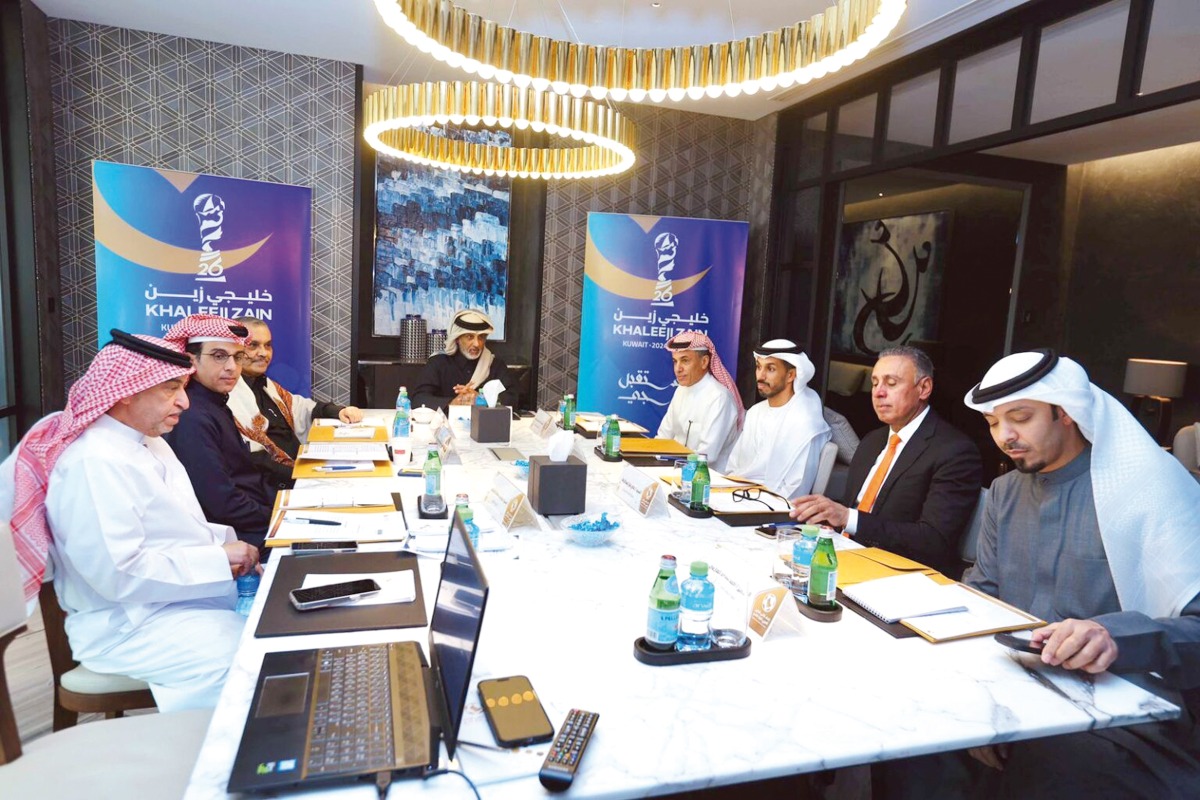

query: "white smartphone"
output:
288 578 381 611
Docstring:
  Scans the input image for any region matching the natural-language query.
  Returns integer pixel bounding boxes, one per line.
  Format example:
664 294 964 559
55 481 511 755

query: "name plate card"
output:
530 409 557 438
433 421 455 459
616 464 669 518
749 587 803 640
483 473 538 531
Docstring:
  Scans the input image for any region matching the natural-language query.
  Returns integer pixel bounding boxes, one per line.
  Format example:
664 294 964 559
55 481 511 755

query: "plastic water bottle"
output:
558 395 568 428
645 555 680 651
791 526 820 600
392 386 411 439
689 455 711 510
681 454 698 499
423 444 443 496
808 531 839 609
677 561 714 651
454 493 480 547
235 572 260 617
603 414 621 458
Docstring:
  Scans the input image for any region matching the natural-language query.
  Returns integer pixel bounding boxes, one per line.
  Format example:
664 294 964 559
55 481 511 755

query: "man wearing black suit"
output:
790 346 982 575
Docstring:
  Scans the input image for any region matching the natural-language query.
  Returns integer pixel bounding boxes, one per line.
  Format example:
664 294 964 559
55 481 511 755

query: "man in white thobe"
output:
655 330 745 471
725 340 832 499
0 330 260 711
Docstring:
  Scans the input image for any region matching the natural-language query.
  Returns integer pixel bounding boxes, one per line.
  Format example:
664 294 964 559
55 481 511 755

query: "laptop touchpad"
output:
256 673 309 718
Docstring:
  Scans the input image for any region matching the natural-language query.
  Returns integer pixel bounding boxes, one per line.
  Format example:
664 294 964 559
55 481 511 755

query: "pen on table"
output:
289 517 343 526
315 465 364 472
760 522 797 530
906 605 969 619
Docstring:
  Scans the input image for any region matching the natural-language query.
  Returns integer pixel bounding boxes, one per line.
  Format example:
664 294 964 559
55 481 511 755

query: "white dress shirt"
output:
845 405 931 535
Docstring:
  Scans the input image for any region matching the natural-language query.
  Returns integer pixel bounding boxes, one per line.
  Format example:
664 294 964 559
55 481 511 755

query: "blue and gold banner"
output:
577 212 749 431
93 161 313 393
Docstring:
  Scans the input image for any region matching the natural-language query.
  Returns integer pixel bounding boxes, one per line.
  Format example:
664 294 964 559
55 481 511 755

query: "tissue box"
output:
529 454 587 515
470 406 511 443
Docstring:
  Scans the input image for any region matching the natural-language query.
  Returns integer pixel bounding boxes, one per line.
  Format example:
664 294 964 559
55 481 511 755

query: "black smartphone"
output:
290 541 358 554
288 579 381 611
994 630 1044 654
755 525 781 539
478 675 555 748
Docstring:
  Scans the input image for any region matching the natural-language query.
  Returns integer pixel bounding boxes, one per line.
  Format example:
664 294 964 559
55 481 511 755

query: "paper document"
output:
705 488 791 513
280 487 395 509
300 571 416 606
901 585 1042 642
333 426 376 439
271 511 407 543
298 442 390 461
841 574 969 624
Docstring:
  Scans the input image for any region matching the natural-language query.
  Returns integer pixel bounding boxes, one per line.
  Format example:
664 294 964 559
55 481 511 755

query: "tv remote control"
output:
538 709 598 792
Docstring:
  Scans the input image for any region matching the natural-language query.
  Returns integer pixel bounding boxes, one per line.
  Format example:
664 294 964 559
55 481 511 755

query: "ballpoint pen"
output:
290 517 343 526
315 465 367 472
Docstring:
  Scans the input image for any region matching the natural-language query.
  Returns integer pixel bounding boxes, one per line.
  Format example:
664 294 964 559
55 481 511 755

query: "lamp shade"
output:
1123 358 1187 398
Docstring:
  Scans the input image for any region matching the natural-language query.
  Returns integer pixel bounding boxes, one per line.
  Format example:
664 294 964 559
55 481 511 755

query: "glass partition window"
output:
950 38 1021 144
1031 0 1129 123
833 94 877 173
795 113 828 182
885 70 940 158
1141 0 1200 94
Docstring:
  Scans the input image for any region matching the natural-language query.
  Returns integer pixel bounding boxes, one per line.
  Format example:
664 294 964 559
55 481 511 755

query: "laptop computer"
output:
227 512 489 792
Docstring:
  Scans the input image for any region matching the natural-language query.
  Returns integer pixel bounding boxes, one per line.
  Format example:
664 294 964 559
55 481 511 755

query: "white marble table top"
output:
185 415 1179 799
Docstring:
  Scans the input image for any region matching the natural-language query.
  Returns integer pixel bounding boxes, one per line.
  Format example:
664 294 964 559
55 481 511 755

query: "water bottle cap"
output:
689 561 708 577
236 573 260 592
659 555 677 567
800 525 820 537
817 530 835 540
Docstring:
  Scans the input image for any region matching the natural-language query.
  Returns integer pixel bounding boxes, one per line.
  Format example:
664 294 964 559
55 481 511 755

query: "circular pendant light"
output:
364 81 637 179
374 0 907 102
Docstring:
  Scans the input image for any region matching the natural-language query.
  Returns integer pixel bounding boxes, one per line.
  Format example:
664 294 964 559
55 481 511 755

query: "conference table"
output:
184 412 1179 799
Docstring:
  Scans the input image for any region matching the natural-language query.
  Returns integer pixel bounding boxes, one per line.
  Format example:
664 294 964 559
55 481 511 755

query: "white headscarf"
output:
965 350 1200 618
445 309 495 390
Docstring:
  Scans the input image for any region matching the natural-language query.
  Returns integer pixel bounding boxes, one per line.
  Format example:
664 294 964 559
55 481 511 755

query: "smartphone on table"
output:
288 578 380 611
478 675 555 747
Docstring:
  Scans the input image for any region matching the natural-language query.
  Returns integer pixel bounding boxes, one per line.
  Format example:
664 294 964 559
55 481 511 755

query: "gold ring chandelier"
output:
374 0 907 102
364 81 637 179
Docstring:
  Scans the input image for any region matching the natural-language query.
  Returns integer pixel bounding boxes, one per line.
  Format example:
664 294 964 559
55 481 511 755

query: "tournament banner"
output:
577 212 749 432
93 161 313 393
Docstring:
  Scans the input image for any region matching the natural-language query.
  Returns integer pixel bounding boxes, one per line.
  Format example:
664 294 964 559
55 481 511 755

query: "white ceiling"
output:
30 0 1022 121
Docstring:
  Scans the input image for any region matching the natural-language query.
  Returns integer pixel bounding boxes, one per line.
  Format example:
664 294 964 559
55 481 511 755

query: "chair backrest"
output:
0 523 28 643
0 522 30 763
1174 425 1199 471
959 487 989 564
810 440 840 497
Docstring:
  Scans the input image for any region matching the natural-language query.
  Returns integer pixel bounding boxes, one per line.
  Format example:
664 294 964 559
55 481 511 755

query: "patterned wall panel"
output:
537 103 777 408
48 20 357 402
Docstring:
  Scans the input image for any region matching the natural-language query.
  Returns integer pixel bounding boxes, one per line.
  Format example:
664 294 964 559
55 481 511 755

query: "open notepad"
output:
843 573 1042 642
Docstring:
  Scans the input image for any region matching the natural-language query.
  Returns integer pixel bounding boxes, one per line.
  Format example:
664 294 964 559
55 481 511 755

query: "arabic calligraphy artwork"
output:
372 128 511 340
578 212 749 431
832 211 949 358
93 160 314 393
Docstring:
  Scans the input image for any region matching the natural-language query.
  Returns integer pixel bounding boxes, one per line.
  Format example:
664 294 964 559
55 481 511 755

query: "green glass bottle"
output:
422 444 442 496
603 414 621 457
645 555 680 651
807 531 839 609
689 454 711 510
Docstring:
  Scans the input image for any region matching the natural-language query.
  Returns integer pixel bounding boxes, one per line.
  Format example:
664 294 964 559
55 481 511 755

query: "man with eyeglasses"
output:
228 317 363 489
163 315 277 550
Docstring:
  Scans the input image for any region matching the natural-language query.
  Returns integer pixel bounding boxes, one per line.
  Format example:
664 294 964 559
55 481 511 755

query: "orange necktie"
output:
858 434 902 513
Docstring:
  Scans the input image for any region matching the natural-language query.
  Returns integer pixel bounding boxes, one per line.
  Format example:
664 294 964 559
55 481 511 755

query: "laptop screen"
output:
429 512 489 759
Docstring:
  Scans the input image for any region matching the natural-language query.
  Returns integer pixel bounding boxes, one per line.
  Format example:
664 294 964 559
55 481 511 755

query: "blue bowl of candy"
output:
562 512 620 546
515 459 530 478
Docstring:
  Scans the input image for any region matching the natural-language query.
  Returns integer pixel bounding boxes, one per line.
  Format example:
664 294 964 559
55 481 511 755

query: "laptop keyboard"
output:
305 643 429 776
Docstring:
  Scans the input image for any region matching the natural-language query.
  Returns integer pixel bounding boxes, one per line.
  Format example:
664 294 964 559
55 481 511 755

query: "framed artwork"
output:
372 128 512 339
832 211 950 358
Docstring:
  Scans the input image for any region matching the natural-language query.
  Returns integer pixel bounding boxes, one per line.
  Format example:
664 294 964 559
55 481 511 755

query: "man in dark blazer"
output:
790 346 982 576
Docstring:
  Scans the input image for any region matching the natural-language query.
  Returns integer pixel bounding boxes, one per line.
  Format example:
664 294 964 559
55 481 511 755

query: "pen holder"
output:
470 405 511 443
528 455 587 515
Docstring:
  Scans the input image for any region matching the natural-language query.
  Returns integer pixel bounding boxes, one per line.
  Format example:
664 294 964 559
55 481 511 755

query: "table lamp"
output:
1123 358 1187 444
